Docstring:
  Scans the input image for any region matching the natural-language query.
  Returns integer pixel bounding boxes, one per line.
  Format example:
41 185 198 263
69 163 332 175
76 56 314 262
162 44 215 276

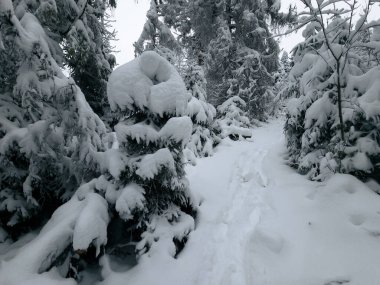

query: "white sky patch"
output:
112 0 149 65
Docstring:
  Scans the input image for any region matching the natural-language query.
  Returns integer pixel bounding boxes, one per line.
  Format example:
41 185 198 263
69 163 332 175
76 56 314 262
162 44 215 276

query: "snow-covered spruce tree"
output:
228 47 275 121
204 0 282 114
0 0 105 239
60 0 117 117
15 0 117 117
107 51 196 258
271 51 293 115
284 0 380 182
134 0 180 64
184 63 217 161
205 18 235 106
135 1 218 159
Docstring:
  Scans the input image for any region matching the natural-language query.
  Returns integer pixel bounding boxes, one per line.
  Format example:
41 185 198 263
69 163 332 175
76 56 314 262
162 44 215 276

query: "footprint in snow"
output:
349 214 365 226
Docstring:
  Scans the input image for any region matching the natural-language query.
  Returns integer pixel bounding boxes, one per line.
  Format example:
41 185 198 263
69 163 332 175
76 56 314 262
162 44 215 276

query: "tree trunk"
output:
336 61 345 143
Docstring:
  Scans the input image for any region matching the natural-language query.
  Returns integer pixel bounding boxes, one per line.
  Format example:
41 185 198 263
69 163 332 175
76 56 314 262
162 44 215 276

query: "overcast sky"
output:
112 0 379 65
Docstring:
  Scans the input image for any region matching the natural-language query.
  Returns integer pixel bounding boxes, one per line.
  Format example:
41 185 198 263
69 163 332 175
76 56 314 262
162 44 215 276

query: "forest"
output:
0 0 380 284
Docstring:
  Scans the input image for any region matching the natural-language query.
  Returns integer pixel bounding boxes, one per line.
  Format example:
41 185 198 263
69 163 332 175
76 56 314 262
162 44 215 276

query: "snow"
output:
342 152 373 173
346 66 380 119
0 127 27 154
135 148 176 180
107 51 189 117
159 117 193 146
186 97 212 124
115 183 145 220
115 122 159 145
304 92 335 128
73 193 110 256
115 116 192 147
0 195 84 285
0 0 13 13
97 149 128 179
2 119 380 285
136 211 195 260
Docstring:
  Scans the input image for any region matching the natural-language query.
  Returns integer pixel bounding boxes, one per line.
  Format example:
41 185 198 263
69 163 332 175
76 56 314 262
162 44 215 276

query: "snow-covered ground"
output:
1 118 380 285
100 118 380 285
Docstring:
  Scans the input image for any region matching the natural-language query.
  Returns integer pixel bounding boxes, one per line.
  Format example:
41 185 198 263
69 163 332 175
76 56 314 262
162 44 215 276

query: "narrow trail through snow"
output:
186 119 283 285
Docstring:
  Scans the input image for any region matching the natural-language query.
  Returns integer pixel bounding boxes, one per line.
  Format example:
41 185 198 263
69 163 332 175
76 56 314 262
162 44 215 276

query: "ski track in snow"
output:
188 119 283 285
198 150 266 285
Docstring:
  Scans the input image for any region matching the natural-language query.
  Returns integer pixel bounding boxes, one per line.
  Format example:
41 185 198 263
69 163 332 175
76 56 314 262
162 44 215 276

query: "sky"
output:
112 0 379 65
112 0 149 64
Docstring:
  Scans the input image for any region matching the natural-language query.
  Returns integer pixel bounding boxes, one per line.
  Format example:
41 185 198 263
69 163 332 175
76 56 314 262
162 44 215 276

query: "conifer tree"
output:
61 0 117 116
0 0 106 239
184 63 217 160
107 51 196 258
27 0 117 116
134 0 179 63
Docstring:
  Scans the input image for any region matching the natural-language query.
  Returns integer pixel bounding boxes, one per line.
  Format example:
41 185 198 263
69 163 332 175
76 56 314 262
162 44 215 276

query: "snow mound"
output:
346 66 380 119
115 183 146 220
0 196 84 285
107 51 189 117
135 148 175 180
97 149 128 179
137 211 195 260
160 117 193 146
73 193 110 256
115 122 160 145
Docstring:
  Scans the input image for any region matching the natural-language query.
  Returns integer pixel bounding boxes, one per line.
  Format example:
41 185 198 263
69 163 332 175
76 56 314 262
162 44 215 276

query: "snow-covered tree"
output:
0 0 106 239
202 0 288 121
107 51 196 258
205 18 235 106
61 0 117 116
284 0 380 182
228 47 274 121
134 0 179 63
213 95 252 141
24 0 117 116
271 51 294 114
184 64 216 161
154 0 293 122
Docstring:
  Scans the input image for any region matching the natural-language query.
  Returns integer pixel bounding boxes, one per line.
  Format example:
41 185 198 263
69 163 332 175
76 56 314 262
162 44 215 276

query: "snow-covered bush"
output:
284 0 380 182
0 1 106 239
214 96 252 141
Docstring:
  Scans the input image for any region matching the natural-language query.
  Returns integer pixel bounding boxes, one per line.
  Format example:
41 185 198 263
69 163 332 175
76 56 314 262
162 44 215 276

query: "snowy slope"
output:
100 118 380 285
1 119 380 285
